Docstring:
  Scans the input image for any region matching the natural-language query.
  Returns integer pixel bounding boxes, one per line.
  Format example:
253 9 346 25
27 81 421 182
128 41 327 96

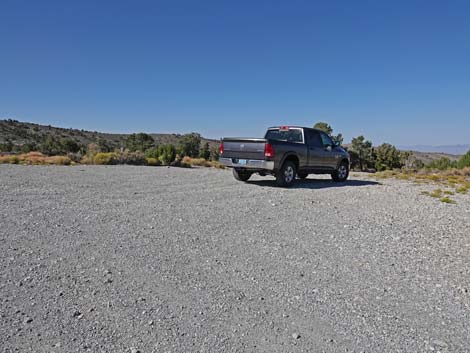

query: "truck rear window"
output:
265 128 303 143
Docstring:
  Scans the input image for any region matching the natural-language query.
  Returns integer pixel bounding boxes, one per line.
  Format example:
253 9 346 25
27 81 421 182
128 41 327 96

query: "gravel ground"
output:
1 165 470 353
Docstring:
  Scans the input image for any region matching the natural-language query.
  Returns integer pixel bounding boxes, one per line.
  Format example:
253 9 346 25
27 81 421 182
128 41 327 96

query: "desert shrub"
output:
184 157 211 167
374 143 401 171
20 152 46 165
0 152 72 165
60 138 80 153
160 144 176 165
45 156 72 165
67 152 83 163
95 138 113 152
210 161 225 169
210 146 220 161
0 140 14 152
20 143 37 153
457 151 470 169
125 133 155 152
427 157 457 170
461 167 470 176
349 136 374 171
146 157 161 166
182 156 225 169
199 142 210 160
93 152 118 165
86 143 100 157
178 133 201 158
145 147 161 159
80 155 93 164
0 154 19 164
117 151 147 165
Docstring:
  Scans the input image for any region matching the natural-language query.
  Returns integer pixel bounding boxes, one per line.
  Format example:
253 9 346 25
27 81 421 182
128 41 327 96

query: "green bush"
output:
313 122 343 145
457 151 470 169
349 136 374 171
125 133 155 152
209 146 220 161
117 151 147 165
199 142 210 160
427 157 457 170
0 140 14 152
374 143 401 171
145 147 161 159
160 144 176 165
178 133 201 158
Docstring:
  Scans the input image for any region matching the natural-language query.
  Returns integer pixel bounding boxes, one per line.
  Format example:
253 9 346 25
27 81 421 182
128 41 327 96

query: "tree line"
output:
2 122 469 171
313 122 470 171
0 132 219 164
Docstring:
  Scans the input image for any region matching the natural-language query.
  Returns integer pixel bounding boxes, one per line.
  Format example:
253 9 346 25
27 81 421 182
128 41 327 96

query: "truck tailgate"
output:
222 138 266 160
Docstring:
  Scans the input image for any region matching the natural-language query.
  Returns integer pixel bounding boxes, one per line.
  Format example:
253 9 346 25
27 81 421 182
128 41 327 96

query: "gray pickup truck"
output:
219 126 350 187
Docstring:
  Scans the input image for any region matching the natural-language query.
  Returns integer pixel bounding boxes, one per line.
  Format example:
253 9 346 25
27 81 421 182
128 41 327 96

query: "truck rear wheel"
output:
276 161 297 187
233 168 252 182
331 161 349 182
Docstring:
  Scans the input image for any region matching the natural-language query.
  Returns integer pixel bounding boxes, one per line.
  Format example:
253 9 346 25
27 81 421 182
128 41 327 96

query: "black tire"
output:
233 168 252 182
331 161 349 182
298 172 308 179
276 161 297 187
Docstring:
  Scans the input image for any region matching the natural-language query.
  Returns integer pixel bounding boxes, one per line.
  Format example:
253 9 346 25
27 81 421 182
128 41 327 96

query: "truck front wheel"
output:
331 161 349 182
233 168 252 182
276 161 297 187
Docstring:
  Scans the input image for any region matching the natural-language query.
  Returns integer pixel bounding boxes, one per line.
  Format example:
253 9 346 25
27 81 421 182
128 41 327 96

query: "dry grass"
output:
375 169 470 190
182 157 225 169
1 152 226 169
0 152 71 165
421 189 443 198
421 188 458 204
440 196 456 204
0 154 20 164
92 152 118 165
145 157 161 166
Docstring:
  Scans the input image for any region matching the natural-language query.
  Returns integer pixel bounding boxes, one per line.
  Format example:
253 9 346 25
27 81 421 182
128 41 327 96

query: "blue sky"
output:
1 0 469 145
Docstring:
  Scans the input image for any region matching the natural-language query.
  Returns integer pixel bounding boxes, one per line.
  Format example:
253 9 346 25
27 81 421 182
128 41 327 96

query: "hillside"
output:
0 119 219 150
408 151 460 164
0 119 463 165
399 144 470 155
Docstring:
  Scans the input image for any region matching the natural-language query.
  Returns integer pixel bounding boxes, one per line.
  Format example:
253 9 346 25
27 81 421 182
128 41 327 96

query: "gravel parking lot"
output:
1 165 470 353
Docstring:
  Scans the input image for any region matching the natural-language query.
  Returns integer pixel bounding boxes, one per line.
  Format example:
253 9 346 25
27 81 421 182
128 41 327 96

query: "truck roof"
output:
267 126 324 132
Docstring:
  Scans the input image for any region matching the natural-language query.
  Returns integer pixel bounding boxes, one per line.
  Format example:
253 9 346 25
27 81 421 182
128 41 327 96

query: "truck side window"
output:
319 132 334 147
287 129 303 143
307 130 323 148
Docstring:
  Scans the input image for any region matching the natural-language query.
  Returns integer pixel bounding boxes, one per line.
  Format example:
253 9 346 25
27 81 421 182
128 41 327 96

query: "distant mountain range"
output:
398 145 470 155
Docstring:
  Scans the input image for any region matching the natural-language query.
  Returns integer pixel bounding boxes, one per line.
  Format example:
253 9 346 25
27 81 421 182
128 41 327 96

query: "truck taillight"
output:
219 142 224 155
264 143 274 158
